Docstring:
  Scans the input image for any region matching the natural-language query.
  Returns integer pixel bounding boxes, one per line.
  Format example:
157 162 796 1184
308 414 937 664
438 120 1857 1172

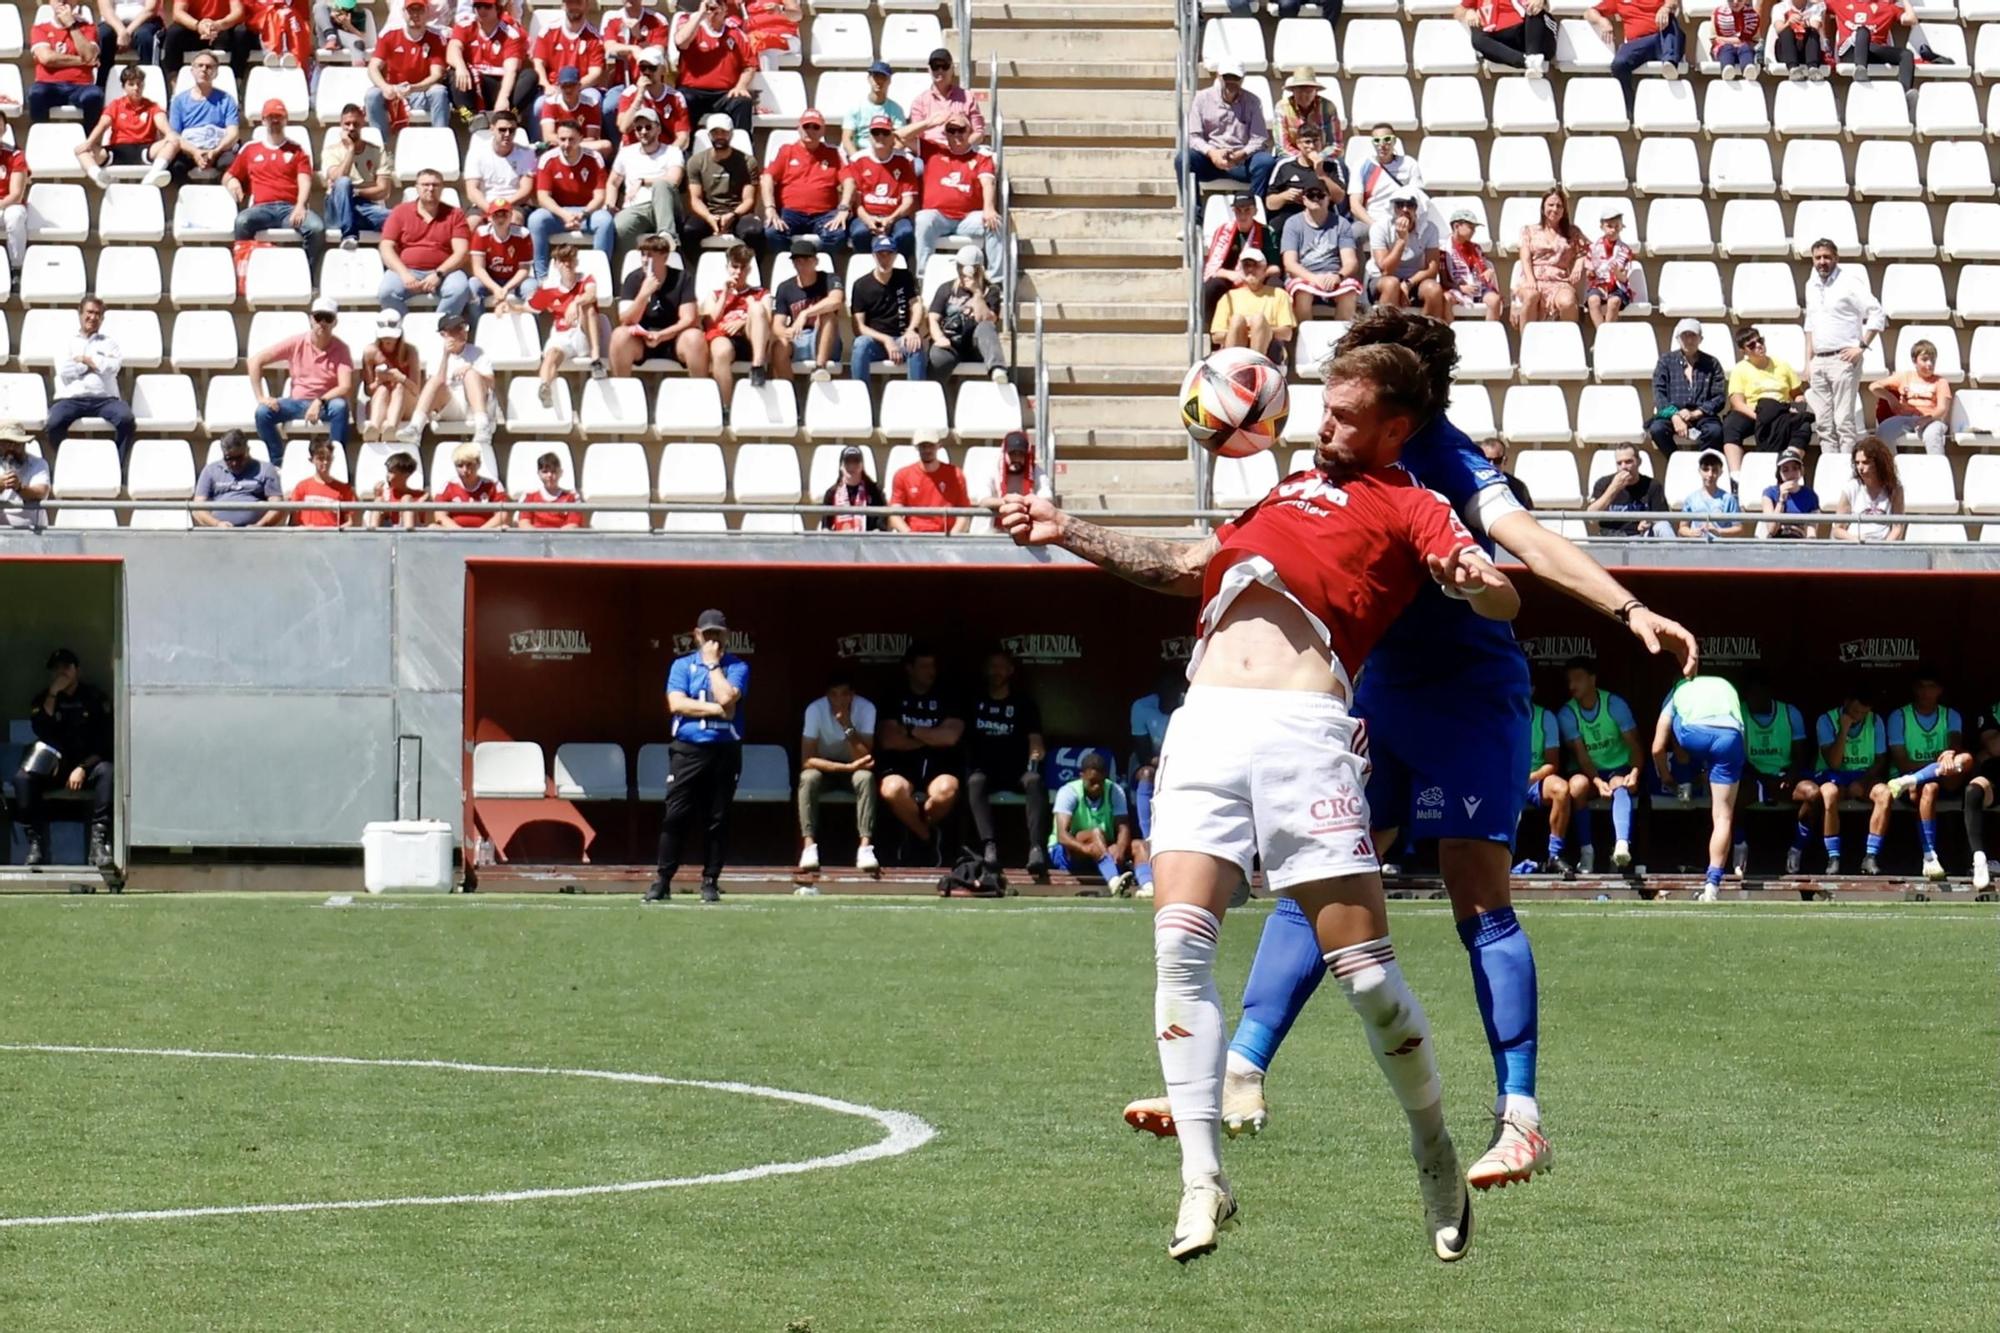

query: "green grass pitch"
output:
0 893 1993 1332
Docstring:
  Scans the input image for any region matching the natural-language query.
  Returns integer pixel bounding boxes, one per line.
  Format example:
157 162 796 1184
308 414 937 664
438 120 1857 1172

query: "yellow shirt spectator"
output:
1727 355 1802 409
1210 283 1298 338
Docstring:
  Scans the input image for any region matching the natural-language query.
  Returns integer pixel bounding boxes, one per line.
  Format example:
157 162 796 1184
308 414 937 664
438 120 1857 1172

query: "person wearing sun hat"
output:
764 107 849 253
1274 66 1345 162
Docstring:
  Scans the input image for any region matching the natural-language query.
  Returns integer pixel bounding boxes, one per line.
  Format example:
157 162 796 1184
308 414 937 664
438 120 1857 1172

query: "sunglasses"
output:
1303 189 1328 200
1372 135 1396 144
1742 338 1765 348
930 62 952 71
311 312 335 323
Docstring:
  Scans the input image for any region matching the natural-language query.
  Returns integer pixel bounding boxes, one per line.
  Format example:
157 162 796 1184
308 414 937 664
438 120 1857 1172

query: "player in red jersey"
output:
1000 319 1519 1266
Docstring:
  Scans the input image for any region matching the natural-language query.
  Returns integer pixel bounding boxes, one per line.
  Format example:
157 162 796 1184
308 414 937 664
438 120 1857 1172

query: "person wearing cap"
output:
322 103 396 248
227 100 326 275
680 113 765 250
670 0 756 132
1273 68 1346 171
903 109 1001 276
1209 250 1294 356
1585 441 1664 537
1585 0 1688 116
379 167 476 321
697 241 772 393
610 234 703 377
796 668 883 876
1723 325 1812 465
1177 60 1275 214
532 0 609 99
770 236 846 382
819 444 887 532
162 0 258 86
470 198 537 314
764 109 848 253
887 432 970 535
1583 208 1635 328
193 428 285 529
926 245 1008 383
160 51 242 186
1438 208 1500 322
1459 0 1558 77
28 0 103 127
839 113 919 255
610 48 691 150
1648 318 1727 460
1348 124 1422 228
600 0 670 113
537 65 612 155
43 297 135 463
11 647 115 869
851 233 927 384
1263 119 1344 243
448 0 537 129
360 309 423 442
1675 448 1746 539
288 439 359 530
402 312 498 448
0 424 51 533
1199 193 1268 328
906 47 984 150
1365 187 1446 318
463 108 537 215
1755 445 1824 538
366 1 451 140
530 118 616 277
515 450 586 529
1281 181 1364 325
1868 338 1953 456
842 60 905 155
75 64 172 190
249 301 356 466
971 430 1044 513
649 608 751 904
607 106 687 265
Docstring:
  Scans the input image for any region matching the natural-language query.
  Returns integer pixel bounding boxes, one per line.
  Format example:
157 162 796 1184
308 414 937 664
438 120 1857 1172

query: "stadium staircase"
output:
954 0 1201 521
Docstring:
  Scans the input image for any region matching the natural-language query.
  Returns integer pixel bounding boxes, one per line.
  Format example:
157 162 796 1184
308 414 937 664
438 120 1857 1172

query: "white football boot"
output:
1465 1113 1553 1191
1123 1068 1270 1140
1416 1134 1474 1262
1167 1177 1237 1262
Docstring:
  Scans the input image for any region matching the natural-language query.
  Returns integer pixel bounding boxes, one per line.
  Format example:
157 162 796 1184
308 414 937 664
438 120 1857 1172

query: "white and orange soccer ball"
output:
1180 347 1289 459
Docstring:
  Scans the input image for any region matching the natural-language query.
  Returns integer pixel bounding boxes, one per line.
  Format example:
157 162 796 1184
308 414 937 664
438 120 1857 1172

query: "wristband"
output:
1614 599 1645 625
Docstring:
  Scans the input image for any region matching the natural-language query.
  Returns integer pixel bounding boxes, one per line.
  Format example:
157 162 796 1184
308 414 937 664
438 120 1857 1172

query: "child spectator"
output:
1442 209 1503 321
517 451 586 528
365 450 425 530
1676 448 1746 539
1869 340 1952 455
290 439 357 528
1711 0 1762 78
1774 0 1829 77
530 242 607 404
433 441 510 529
76 66 172 187
1584 210 1634 327
1756 445 1824 538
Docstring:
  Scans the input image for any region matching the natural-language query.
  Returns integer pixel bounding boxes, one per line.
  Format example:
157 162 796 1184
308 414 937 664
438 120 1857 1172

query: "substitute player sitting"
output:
1516 689 1570 875
1814 683 1893 877
1560 655 1643 873
1953 711 1999 893
1652 675 1745 902
1736 666 1818 878
1883 665 1968 883
1001 338 1521 1265
1047 749 1151 897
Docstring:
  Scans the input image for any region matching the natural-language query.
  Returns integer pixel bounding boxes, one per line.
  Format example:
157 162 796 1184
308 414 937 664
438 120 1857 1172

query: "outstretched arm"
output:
997 494 1216 596
1488 507 1699 676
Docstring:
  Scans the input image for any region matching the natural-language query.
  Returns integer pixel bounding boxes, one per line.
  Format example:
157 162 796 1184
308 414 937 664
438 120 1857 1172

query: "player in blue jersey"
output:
1123 310 1698 1192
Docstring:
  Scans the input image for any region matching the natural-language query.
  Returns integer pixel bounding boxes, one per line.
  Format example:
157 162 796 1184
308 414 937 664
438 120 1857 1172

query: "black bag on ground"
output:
939 845 1008 897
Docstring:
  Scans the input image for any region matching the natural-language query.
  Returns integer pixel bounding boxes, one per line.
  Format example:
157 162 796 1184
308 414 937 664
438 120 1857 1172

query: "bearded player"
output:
1122 310 1698 1194
1002 338 1521 1263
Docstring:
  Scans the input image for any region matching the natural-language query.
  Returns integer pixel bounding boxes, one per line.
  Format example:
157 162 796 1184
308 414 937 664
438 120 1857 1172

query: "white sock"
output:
1327 937 1445 1147
1225 1049 1264 1081
1496 1093 1541 1125
1155 903 1225 1185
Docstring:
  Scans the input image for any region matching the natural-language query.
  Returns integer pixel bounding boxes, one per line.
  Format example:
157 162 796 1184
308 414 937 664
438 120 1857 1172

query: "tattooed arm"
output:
996 494 1217 596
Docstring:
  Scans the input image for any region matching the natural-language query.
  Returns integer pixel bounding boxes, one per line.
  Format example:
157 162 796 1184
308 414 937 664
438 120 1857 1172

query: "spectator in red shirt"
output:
470 198 537 313
75 65 173 188
529 118 616 278
162 0 259 87
840 114 918 256
29 1 103 127
517 451 587 528
608 46 689 149
671 0 755 131
1586 0 1687 115
1459 0 1557 75
1831 0 1915 93
699 240 772 398
433 441 511 529
378 167 476 320
536 65 610 154
531 242 608 399
532 0 607 96
228 100 327 274
888 432 971 535
250 297 355 465
290 439 358 528
448 0 538 127
364 450 426 531
599 0 669 130
368 0 451 140
763 108 848 253
904 113 1000 276
0 146 22 272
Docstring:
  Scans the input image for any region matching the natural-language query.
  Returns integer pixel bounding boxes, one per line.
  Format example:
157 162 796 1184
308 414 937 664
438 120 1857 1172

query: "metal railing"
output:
956 0 972 90
1175 0 1208 518
992 51 1013 359
1033 297 1051 489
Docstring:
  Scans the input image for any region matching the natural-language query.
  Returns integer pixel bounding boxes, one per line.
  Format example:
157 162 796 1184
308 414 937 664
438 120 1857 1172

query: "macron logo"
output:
1462 796 1482 817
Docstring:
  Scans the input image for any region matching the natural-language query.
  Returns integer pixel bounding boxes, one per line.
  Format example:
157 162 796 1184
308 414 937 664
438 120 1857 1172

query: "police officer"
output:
646 609 749 904
11 648 114 868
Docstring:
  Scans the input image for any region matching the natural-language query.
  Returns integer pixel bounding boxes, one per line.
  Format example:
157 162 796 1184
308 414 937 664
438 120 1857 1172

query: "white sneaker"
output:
792 884 820 896
340 234 359 252
810 365 831 383
1524 54 1547 79
856 844 880 874
84 164 107 188
1922 852 1947 882
1722 63 1740 80
1974 851 1990 891
1110 870 1139 897
141 164 171 189
1220 1067 1268 1139
989 366 1010 384
471 415 495 449
1579 846 1597 874
797 842 820 873
1416 1134 1473 1262
1465 1113 1551 1191
1697 883 1720 903
1380 863 1402 878
1785 845 1803 876
1612 839 1633 870
1132 882 1154 900
1731 843 1749 878
394 421 424 446
1167 1177 1237 1262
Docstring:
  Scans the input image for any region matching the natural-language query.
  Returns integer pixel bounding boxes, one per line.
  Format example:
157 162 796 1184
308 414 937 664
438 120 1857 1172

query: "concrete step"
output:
988 59 1177 85
1048 365 1187 386
1009 207 1179 243
970 1 1175 24
1004 146 1174 181
1046 393 1186 433
950 26 1181 61
996 87 1180 121
1053 458 1198 507
1052 425 1192 458
1041 331 1188 367
1017 237 1184 262
1019 267 1188 304
1010 119 1176 146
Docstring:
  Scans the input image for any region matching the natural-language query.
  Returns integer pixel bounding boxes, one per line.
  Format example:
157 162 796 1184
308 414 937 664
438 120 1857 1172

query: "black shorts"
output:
108 144 152 166
879 751 961 789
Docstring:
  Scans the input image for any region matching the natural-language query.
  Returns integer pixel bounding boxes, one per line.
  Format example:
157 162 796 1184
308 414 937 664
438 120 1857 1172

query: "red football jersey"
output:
529 269 597 329
518 488 586 528
617 84 690 143
768 139 843 214
1203 468 1479 682
918 143 994 219
437 479 510 527
450 17 528 79
841 151 918 217
31 22 95 86
600 7 670 86
533 21 605 79
472 224 532 283
0 149 23 195
1829 0 1899 44
229 138 313 205
704 283 767 337
534 147 607 207
373 25 447 84
673 15 750 90
105 96 162 146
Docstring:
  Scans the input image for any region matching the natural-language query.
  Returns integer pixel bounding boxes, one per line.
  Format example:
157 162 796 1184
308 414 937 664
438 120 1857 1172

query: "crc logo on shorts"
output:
1002 633 1082 665
1699 635 1761 666
1159 636 1196 663
1838 636 1920 667
837 632 910 663
1520 634 1595 665
674 630 756 656
1414 785 1446 825
1307 791 1366 837
508 628 592 661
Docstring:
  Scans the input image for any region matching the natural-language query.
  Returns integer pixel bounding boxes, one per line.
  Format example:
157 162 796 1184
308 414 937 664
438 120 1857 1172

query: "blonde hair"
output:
451 442 484 468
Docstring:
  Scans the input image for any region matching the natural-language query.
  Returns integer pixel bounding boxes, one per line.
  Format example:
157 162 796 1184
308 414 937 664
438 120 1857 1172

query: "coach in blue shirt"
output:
647 608 750 904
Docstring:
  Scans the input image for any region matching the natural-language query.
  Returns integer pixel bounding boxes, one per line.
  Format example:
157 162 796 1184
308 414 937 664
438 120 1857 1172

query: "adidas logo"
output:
1158 1024 1194 1041
1387 1035 1425 1057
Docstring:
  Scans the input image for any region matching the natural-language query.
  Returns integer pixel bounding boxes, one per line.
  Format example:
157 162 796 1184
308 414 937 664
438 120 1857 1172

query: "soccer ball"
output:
1180 348 1289 458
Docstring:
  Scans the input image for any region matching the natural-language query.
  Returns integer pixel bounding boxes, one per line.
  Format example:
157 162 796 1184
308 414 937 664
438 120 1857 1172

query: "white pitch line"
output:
0 1044 935 1230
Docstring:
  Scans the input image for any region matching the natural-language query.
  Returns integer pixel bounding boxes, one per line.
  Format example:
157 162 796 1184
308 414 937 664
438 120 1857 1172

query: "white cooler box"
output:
361 820 456 893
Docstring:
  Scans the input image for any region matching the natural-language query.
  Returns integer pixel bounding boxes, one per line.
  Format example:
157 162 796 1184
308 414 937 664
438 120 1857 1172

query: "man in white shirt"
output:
1802 238 1886 456
461 108 537 214
0 423 51 532
607 107 685 267
796 670 881 875
44 296 134 460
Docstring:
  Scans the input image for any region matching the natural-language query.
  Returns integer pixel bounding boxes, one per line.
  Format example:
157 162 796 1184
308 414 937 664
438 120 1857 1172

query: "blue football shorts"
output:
1357 670 1531 846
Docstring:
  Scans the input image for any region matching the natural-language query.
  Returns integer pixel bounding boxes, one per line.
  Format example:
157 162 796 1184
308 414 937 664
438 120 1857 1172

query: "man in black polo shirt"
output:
965 646 1049 881
875 642 964 865
849 233 926 381
608 234 702 377
10 647 114 869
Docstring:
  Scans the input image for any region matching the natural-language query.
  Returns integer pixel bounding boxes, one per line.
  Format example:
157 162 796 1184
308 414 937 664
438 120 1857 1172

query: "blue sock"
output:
1825 834 1842 858
1228 895 1327 1073
1611 787 1634 841
1866 832 1884 857
1706 864 1725 887
1135 779 1154 840
1906 763 1942 786
1920 819 1937 854
1134 861 1154 888
1547 832 1566 860
1793 820 1813 850
1457 908 1539 1104
1096 853 1121 882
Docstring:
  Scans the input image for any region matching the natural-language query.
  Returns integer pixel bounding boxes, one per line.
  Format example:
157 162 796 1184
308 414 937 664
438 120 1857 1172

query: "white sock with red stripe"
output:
1155 902 1225 1185
1327 936 1447 1150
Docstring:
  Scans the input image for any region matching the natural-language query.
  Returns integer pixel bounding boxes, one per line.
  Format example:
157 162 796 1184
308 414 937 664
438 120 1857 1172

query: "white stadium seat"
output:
1900 455 1958 513
1416 137 1483 193
97 185 166 244
579 379 650 436
1704 80 1771 136
168 312 239 372
319 248 385 307
1491 78 1560 134
879 381 949 442
1656 261 1727 317
95 247 162 305
1563 78 1629 134
1276 16 1344 71
1488 137 1556 195
26 184 87 243
1780 139 1848 198
1957 267 2000 322
472 742 546 799
1773 80 1842 137
1789 200 1859 258
1445 384 1496 441
1635 137 1702 195
1853 140 1923 198
1411 18 1476 75
1866 201 1937 258
1945 203 2000 260
313 65 372 125
1199 17 1268 72
172 185 238 243
1341 19 1408 74
1925 141 1996 199
1453 321 1514 380
655 379 725 438
578 440 653 532
0 374 50 429
1647 198 1714 254
808 14 874 69
24 124 85 180
1964 456 2000 511
750 71 807 130
16 310 68 368
243 247 314 307
243 66 309 122
1633 80 1701 135
729 383 800 438
126 440 196 530
1349 76 1418 130
1512 450 1583 509
879 14 945 68
1518 322 1588 381
1882 264 1952 321
1708 138 1776 194
733 442 804 507
803 381 873 441
1419 75 1487 132
1500 385 1572 444
102 311 162 369
1555 19 1614 73
169 247 237 305
1845 81 1913 137
1592 322 1660 381
1575 385 1645 445
1560 137 1629 193
1915 82 1982 138
504 377 574 434
1212 451 1280 509
657 441 729 531
20 246 85 305
396 127 461 181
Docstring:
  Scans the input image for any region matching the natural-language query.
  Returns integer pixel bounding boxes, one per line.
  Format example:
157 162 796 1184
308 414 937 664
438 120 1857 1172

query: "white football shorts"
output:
1148 684 1378 890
